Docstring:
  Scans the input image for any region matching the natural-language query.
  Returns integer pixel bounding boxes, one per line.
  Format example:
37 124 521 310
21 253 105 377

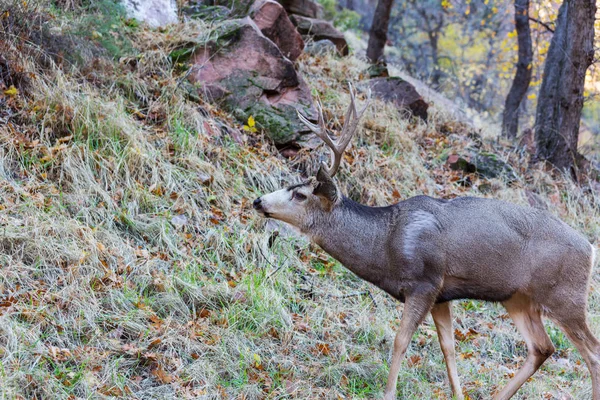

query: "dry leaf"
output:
314 343 331 356
151 365 173 384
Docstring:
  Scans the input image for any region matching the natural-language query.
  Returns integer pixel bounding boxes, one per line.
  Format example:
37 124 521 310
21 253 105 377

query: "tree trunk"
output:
502 0 532 138
534 0 596 172
366 0 394 63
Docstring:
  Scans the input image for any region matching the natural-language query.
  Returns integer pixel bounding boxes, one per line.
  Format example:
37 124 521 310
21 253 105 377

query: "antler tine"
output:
337 83 360 151
297 83 370 177
334 84 371 165
297 101 337 150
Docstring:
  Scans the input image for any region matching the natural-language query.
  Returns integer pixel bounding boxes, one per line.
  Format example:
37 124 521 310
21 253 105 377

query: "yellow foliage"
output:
3 85 18 97
243 115 257 133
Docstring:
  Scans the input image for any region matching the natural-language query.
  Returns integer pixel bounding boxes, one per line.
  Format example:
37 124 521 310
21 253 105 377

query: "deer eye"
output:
293 192 307 201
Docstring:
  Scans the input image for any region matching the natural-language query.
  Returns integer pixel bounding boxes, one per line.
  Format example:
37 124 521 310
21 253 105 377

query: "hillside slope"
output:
1 3 600 399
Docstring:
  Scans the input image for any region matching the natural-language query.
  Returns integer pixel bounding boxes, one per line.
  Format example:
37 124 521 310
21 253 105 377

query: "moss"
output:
181 5 231 22
170 46 197 64
473 151 518 182
212 0 255 17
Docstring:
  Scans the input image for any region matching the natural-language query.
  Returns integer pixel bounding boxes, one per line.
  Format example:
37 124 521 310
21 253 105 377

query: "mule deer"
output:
252 85 599 400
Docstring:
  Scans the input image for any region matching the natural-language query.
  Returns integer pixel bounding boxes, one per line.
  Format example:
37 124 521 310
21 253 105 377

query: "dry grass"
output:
0 2 599 400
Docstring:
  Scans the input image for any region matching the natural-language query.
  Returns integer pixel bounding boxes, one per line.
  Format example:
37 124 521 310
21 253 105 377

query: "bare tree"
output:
534 0 596 172
366 0 394 64
502 0 532 138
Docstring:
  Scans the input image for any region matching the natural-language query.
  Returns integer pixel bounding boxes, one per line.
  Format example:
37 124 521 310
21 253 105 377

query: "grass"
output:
0 2 600 399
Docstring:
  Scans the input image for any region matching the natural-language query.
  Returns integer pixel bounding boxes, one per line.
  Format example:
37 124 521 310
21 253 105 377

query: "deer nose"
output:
253 198 262 210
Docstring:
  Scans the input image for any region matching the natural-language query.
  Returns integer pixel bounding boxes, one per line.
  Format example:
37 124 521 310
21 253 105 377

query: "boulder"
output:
472 152 518 182
369 77 428 120
187 18 316 144
276 0 323 19
447 152 518 182
304 39 337 56
121 0 178 28
249 0 304 61
290 15 348 56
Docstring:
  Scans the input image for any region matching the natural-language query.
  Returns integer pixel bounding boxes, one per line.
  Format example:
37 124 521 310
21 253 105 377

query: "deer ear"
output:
313 165 338 206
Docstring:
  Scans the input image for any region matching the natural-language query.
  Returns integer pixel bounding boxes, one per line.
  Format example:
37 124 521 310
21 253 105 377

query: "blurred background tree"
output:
331 0 600 166
534 0 597 173
502 0 532 139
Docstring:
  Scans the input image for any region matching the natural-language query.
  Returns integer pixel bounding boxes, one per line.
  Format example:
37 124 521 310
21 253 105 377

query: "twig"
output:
257 244 286 279
528 17 554 33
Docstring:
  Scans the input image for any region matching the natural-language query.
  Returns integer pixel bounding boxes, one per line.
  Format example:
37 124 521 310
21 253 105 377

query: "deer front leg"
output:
431 302 464 400
384 291 437 400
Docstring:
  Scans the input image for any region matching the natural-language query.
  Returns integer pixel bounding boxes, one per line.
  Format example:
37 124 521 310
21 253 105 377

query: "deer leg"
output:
553 314 600 399
384 291 436 400
431 302 464 400
493 294 555 400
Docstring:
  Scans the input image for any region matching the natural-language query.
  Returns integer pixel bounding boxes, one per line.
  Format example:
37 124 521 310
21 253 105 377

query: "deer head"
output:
253 84 370 228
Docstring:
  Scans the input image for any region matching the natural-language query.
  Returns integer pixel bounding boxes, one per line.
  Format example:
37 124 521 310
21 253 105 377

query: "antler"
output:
297 83 370 177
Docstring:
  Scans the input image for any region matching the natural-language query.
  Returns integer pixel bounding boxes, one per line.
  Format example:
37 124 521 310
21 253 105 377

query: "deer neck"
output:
304 197 394 280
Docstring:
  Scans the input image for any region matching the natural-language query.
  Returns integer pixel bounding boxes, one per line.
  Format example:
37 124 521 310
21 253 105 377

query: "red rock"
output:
188 18 316 144
369 77 429 120
276 0 323 19
250 0 304 61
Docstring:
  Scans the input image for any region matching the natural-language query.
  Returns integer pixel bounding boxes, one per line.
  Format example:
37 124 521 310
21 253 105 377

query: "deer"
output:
252 85 599 400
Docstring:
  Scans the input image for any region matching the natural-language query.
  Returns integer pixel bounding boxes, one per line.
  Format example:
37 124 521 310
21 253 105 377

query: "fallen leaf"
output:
151 365 173 384
314 343 331 356
407 355 421 366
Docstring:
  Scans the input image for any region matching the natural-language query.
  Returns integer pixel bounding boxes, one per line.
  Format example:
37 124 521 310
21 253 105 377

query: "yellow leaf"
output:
3 85 18 97
527 93 537 100
243 116 257 133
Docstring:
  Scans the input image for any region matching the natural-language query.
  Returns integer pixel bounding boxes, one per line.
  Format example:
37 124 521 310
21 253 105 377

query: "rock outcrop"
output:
369 77 428 120
447 152 518 182
305 39 337 56
276 0 323 19
187 18 316 144
122 0 178 28
290 15 348 56
249 0 304 61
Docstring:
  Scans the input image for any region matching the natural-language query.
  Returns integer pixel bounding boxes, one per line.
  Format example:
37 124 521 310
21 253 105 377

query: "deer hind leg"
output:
552 310 600 399
493 293 555 400
431 302 464 400
384 291 437 400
